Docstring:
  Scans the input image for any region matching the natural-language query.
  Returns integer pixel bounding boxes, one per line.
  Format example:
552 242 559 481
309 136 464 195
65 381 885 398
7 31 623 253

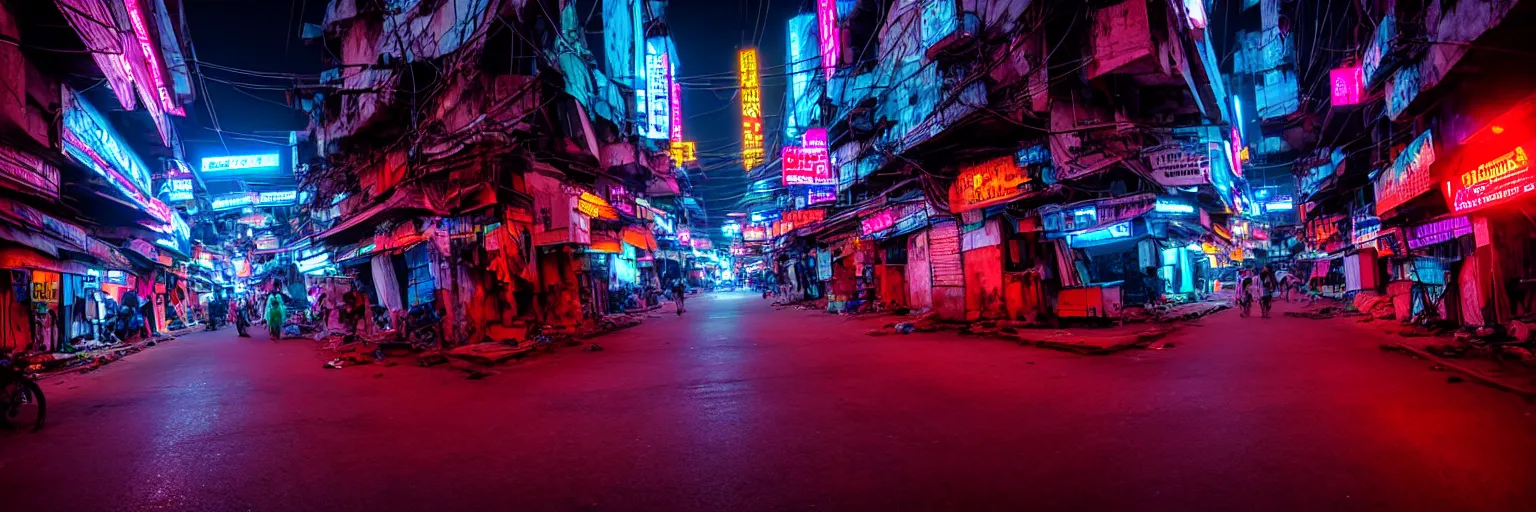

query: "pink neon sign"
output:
816 0 838 79
669 70 682 142
1330 66 1365 107
125 0 183 117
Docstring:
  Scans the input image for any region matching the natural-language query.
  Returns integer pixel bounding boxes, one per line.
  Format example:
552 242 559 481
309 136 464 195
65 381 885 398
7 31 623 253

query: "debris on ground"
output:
446 342 532 366
893 322 915 334
416 353 450 367
1447 376 1466 384
585 343 605 352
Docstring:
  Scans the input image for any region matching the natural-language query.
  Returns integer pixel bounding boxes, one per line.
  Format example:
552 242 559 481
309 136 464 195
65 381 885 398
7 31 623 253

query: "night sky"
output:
179 0 798 228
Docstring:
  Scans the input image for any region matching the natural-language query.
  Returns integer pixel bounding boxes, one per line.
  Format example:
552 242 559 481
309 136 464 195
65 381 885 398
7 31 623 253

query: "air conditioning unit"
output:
924 12 982 62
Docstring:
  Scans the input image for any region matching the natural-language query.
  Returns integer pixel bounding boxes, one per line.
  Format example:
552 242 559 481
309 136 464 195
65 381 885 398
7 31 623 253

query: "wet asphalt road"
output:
4 291 1536 511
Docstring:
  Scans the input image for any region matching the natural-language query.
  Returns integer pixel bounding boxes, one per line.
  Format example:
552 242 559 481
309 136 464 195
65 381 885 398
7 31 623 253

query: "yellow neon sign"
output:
739 49 764 170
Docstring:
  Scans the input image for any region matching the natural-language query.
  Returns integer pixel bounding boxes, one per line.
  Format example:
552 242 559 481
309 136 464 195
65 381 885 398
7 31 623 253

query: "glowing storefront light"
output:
1153 200 1196 214
816 0 838 79
202 154 281 172
645 42 671 139
739 49 764 170
124 0 183 117
61 86 167 222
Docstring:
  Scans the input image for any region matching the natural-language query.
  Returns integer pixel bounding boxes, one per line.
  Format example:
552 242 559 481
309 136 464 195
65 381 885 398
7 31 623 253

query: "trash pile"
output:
865 311 950 336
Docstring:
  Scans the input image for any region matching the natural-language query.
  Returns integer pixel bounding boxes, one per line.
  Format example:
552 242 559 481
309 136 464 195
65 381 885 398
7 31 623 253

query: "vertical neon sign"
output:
124 0 183 117
739 49 764 170
669 61 682 142
816 0 838 79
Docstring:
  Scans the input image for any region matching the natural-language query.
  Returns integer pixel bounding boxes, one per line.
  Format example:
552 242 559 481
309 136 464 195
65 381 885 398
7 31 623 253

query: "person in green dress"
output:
265 280 288 340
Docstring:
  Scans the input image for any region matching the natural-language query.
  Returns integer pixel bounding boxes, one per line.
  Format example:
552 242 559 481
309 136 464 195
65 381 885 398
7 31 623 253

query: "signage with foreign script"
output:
782 146 813 185
742 224 769 241
782 209 826 225
255 190 298 206
1375 130 1435 215
30 270 60 303
950 155 1029 213
1445 144 1535 214
1142 143 1211 186
1040 193 1157 234
210 193 254 211
1330 66 1365 106
201 154 280 172
739 49 764 170
806 185 836 205
645 49 671 140
801 128 834 185
669 141 697 164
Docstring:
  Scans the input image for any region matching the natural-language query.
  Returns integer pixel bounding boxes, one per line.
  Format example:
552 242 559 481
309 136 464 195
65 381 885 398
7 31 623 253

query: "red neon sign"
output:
1445 145 1535 214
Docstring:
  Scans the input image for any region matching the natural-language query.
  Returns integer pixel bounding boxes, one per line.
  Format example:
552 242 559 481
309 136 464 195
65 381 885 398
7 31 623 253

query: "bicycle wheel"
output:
3 379 45 432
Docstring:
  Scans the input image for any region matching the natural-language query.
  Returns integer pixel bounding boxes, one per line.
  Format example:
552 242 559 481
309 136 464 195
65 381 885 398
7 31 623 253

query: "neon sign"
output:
61 87 165 222
669 69 683 142
950 155 1029 213
739 49 764 169
1408 216 1472 249
255 190 298 206
645 47 671 139
1445 145 1535 214
201 154 281 172
816 0 838 79
209 193 253 211
1375 130 1436 215
801 128 834 185
1330 66 1365 107
669 141 697 165
124 0 183 117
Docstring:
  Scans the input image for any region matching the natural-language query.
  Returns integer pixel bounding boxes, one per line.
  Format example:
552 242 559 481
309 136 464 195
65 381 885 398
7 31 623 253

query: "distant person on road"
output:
1239 269 1256 317
234 298 252 338
1142 266 1165 307
1260 265 1278 318
672 279 687 315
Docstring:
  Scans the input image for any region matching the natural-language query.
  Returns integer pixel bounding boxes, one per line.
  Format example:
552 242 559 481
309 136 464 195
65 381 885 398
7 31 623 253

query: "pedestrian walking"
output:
266 280 288 340
234 298 251 338
1260 265 1278 318
672 278 687 315
1238 269 1256 317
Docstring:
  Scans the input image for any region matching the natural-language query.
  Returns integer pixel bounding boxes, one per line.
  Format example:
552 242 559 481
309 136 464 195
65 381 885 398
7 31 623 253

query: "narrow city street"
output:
3 292 1536 511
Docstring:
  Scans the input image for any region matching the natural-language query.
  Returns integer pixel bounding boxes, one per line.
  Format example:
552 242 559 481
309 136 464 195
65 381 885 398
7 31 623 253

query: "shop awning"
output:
621 225 658 251
314 187 446 243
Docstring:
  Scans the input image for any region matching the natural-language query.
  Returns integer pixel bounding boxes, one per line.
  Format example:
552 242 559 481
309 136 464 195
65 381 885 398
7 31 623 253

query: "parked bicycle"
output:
0 350 45 432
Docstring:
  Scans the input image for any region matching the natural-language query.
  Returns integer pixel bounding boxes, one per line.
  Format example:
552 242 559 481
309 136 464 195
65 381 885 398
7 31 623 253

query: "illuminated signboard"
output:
166 179 194 202
1408 216 1472 249
1374 130 1436 215
742 224 769 241
1143 143 1212 186
782 209 826 225
60 87 164 221
950 155 1030 213
815 0 838 79
1445 144 1534 214
669 141 697 165
806 185 836 205
669 69 683 142
209 193 253 211
782 146 811 185
801 128 834 185
1330 66 1365 107
255 190 298 206
739 49 764 170
125 0 182 117
201 154 281 173
1153 199 1196 214
645 45 671 139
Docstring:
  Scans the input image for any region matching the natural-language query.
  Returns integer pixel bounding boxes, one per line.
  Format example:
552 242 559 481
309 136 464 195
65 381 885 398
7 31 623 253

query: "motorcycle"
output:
402 303 442 350
0 350 45 432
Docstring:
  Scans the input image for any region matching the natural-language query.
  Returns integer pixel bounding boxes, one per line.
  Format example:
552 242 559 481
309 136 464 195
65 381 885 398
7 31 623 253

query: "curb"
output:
1388 343 1536 399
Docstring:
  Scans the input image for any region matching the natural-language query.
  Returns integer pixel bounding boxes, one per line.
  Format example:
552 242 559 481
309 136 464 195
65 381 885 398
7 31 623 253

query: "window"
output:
405 244 435 307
